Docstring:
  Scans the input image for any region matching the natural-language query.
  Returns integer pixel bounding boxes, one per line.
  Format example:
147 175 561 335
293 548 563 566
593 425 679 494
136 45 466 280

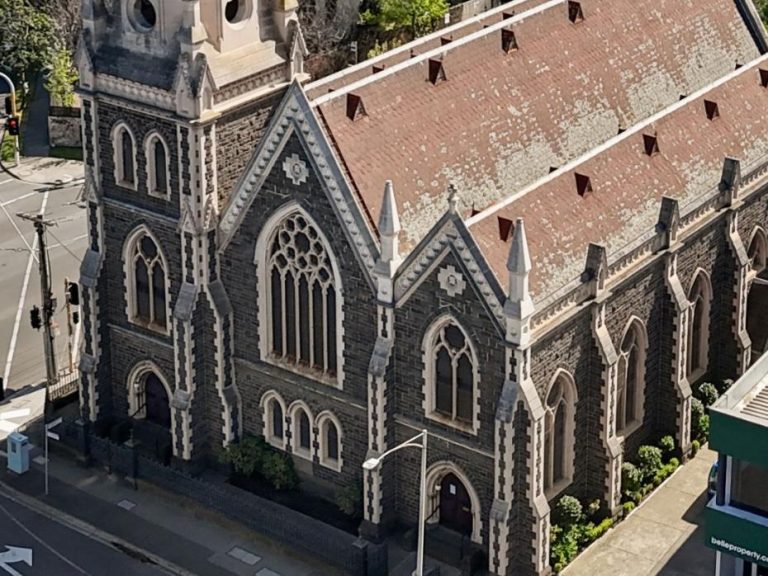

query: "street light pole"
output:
363 429 429 576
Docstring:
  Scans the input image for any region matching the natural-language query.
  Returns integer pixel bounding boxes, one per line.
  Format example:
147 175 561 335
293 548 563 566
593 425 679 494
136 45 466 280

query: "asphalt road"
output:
0 487 169 576
0 173 87 394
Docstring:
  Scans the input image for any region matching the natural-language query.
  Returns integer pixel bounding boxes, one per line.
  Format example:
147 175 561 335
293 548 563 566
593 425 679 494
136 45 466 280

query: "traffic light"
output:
72 311 80 325
67 282 80 306
7 116 19 137
30 305 41 330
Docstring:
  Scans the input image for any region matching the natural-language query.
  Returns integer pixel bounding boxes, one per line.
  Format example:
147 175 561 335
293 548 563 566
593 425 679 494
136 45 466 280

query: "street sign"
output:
0 409 31 434
45 417 62 430
0 545 32 576
43 418 62 496
45 432 59 441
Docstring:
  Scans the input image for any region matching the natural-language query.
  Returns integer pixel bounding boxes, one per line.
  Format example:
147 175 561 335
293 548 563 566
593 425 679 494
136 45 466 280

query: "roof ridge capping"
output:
305 0 548 92
465 52 768 227
310 0 564 106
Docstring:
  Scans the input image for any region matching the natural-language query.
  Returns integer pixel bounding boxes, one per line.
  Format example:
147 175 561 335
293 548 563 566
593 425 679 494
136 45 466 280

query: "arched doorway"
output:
144 373 171 428
439 473 473 536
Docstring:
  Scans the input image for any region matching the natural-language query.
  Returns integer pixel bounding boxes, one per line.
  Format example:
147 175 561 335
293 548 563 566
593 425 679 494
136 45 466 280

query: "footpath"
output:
564 446 717 576
0 437 340 576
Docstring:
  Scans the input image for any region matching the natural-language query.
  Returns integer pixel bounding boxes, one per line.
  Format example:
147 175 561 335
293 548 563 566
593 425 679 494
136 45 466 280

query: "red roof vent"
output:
498 216 515 241
575 173 593 196
502 11 515 20
441 36 453 45
643 133 659 157
410 49 418 58
428 58 447 84
372 64 385 74
346 93 366 121
501 28 518 53
759 69 768 88
568 1 584 23
470 204 481 217
704 99 719 120
549 166 559 173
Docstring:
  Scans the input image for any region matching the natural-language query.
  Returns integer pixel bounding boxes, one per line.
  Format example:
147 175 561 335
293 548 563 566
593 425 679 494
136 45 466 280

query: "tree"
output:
299 0 360 78
35 0 81 54
0 0 58 83
378 0 449 37
45 46 78 107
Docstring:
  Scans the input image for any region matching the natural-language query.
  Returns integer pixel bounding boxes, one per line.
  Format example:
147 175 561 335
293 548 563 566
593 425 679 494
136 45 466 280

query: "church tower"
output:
76 0 306 466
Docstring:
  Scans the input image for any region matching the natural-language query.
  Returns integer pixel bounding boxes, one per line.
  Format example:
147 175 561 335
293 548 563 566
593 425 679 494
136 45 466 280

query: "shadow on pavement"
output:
656 492 714 576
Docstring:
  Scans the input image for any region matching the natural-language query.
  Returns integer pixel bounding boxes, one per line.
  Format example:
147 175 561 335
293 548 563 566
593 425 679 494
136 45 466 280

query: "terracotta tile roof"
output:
310 0 761 253
305 0 549 100
468 56 768 301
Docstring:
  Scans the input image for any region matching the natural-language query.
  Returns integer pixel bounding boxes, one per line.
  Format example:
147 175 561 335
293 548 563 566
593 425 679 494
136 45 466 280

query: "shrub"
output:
587 518 614 541
586 499 602 521
691 397 705 424
262 450 299 490
718 378 734 394
550 524 578 572
223 436 299 491
697 382 719 407
696 414 710 441
622 501 635 516
659 435 675 459
336 481 363 517
691 439 701 457
621 462 643 497
637 445 663 483
553 495 583 529
652 458 680 486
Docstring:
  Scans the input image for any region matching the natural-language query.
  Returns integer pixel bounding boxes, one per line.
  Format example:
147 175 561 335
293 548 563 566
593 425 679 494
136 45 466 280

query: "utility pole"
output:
64 278 74 373
16 212 58 407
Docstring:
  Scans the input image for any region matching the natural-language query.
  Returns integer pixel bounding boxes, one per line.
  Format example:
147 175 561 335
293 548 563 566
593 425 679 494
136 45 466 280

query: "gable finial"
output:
504 217 534 346
379 180 401 265
447 183 459 214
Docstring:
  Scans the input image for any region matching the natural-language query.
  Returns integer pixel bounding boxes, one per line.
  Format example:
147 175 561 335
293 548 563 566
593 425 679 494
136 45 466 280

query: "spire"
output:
505 218 534 346
507 217 531 276
379 180 401 265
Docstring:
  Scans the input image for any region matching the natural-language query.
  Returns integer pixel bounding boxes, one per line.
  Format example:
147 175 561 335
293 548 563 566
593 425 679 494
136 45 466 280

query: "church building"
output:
76 0 768 573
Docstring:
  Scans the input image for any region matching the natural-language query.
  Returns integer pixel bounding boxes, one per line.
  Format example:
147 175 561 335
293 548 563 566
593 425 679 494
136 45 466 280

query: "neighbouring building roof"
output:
307 0 762 258
467 56 768 301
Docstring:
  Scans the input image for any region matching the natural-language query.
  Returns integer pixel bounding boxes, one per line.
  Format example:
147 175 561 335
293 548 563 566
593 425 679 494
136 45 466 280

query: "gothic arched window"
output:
267 212 338 379
617 320 646 436
260 391 287 448
113 123 137 188
146 133 170 198
748 229 768 276
126 230 168 332
544 372 576 496
289 403 313 460
687 272 712 383
425 318 477 431
317 412 342 471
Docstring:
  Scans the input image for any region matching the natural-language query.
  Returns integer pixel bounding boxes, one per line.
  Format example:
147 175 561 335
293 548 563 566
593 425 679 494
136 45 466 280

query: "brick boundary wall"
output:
59 420 387 576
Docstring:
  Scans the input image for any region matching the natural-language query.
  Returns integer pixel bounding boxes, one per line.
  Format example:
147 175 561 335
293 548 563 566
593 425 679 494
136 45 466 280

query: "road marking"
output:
0 545 33 576
256 569 282 576
116 500 136 511
2 191 49 390
227 546 261 566
0 192 35 207
32 456 46 466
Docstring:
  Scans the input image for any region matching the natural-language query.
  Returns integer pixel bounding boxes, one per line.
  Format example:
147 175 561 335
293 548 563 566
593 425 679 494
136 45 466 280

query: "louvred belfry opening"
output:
502 28 518 53
346 93 366 121
575 173 593 196
568 1 584 23
643 133 659 157
705 99 719 120
498 216 514 241
429 58 447 84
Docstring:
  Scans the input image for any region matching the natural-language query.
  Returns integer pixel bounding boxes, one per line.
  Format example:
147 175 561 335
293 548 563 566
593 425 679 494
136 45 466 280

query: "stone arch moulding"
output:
126 359 174 425
111 121 138 190
616 316 648 440
315 409 344 472
260 389 287 449
747 226 768 275
421 312 481 435
122 224 172 335
143 130 171 199
686 268 712 383
542 367 578 499
287 399 314 460
424 460 483 544
254 201 346 389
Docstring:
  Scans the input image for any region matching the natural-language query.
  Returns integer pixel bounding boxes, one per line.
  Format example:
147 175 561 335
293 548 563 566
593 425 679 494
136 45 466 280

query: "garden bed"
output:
229 474 361 535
